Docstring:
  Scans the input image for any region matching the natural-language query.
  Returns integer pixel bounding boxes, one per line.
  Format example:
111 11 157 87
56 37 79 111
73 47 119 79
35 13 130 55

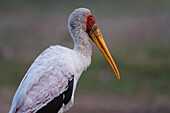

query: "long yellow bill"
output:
89 24 120 80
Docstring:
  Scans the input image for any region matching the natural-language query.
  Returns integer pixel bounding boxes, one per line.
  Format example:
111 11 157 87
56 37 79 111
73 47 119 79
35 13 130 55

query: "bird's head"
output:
69 8 120 80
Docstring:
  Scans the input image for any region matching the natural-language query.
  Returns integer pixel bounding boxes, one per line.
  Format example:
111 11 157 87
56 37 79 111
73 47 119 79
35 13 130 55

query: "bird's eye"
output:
89 17 93 22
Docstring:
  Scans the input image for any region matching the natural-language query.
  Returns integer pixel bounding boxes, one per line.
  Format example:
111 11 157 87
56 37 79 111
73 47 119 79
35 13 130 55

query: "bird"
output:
9 8 120 113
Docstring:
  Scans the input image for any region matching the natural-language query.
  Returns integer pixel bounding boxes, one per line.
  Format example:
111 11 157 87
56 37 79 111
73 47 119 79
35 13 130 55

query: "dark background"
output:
0 0 170 113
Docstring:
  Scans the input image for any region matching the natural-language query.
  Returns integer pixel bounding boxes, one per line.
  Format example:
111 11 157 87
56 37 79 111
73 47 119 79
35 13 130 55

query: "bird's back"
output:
9 45 80 113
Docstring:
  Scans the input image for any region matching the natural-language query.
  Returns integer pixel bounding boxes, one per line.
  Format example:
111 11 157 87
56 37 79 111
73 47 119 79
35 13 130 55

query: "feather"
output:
9 45 88 113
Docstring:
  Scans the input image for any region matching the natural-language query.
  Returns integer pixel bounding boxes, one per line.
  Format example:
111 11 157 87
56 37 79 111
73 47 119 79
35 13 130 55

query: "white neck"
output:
68 20 92 59
74 31 92 58
68 8 92 72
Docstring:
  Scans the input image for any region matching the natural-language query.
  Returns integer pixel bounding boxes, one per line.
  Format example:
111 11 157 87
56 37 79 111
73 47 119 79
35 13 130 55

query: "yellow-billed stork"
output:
9 8 120 113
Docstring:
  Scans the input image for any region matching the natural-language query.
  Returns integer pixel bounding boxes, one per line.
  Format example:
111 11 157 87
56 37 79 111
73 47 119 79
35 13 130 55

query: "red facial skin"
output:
86 13 96 35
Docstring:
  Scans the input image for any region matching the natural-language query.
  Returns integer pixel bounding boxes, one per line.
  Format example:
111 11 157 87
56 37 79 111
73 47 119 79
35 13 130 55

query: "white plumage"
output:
10 44 91 113
9 8 120 113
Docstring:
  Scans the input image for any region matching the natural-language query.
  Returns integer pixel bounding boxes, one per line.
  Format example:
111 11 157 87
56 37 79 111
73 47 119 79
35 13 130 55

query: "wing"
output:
36 75 74 113
9 45 75 113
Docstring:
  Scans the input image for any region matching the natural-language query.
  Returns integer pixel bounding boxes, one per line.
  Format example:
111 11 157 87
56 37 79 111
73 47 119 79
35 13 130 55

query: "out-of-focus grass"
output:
78 41 170 96
0 57 30 87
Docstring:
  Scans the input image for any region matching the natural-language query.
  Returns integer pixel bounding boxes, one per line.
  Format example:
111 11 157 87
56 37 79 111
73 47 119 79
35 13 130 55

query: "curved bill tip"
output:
117 74 120 80
89 24 120 80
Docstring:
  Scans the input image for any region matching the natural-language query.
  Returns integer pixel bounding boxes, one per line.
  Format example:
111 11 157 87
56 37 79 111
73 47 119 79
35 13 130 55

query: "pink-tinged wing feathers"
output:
9 45 75 113
17 67 69 113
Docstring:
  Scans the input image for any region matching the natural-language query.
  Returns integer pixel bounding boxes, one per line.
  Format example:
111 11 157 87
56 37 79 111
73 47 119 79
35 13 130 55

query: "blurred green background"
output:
0 0 170 113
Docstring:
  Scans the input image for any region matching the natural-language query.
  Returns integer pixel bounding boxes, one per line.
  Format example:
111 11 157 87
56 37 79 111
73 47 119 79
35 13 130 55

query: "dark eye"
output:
89 17 93 22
